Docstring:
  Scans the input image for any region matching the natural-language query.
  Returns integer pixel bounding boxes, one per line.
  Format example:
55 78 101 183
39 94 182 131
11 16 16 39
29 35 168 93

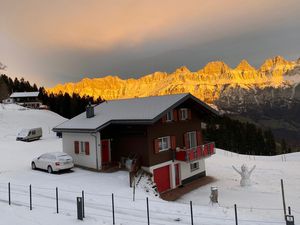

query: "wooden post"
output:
146 197 150 225
82 190 85 218
281 179 287 220
56 187 59 214
8 182 11 205
112 193 115 225
190 201 194 225
234 204 238 225
29 185 32 210
133 176 136 202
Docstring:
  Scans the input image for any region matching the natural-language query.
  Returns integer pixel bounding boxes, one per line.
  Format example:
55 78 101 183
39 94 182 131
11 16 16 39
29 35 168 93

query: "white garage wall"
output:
180 159 205 180
62 132 101 170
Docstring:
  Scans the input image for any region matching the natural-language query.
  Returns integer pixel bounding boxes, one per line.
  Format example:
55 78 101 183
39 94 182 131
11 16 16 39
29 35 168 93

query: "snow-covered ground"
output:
0 104 299 225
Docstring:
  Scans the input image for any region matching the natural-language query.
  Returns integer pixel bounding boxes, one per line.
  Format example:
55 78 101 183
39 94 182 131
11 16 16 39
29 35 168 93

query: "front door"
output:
101 139 110 163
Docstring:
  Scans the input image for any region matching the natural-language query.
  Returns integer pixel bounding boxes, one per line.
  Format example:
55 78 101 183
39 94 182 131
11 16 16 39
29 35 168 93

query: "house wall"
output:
180 158 205 181
147 108 204 166
101 125 149 166
62 132 101 170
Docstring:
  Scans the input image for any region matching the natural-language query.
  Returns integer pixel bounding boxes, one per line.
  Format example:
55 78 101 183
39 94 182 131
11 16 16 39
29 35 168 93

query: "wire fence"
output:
0 181 295 225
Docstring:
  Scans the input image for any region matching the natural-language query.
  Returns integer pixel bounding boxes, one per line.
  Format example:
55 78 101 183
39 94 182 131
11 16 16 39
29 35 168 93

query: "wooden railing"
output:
175 142 215 162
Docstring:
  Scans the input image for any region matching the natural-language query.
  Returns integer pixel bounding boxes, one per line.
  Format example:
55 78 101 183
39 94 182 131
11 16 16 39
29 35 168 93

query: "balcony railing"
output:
175 142 215 162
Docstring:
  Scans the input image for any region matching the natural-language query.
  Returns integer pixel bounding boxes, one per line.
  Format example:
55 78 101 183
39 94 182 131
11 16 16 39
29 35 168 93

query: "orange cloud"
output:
2 0 298 51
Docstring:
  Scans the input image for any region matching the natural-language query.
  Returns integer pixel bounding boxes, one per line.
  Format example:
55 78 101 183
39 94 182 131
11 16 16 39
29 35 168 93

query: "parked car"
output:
16 127 42 141
31 152 74 173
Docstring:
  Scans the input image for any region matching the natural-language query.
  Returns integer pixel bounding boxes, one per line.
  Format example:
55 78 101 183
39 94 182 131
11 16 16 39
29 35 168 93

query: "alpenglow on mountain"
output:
47 56 299 103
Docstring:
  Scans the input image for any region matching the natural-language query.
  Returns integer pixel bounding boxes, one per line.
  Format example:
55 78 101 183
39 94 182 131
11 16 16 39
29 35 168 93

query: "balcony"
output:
175 142 215 162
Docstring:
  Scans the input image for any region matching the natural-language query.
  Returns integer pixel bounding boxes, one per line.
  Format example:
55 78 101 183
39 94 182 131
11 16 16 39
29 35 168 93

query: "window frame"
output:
158 136 171 152
180 108 188 120
188 131 197 148
190 162 199 172
166 111 173 122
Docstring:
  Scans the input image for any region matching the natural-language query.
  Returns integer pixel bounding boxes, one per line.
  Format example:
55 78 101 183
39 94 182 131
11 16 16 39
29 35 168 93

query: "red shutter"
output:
74 141 79 154
171 136 176 149
85 142 90 155
154 139 160 154
188 109 192 120
162 115 167 123
184 133 190 149
196 131 203 146
173 110 178 122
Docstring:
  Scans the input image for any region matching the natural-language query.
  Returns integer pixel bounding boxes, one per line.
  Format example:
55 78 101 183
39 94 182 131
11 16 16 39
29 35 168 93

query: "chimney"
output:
86 102 95 118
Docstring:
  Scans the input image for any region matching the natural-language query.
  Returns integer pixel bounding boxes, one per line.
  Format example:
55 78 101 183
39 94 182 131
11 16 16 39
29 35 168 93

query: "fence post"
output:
281 179 287 220
82 190 85 218
8 182 11 205
190 201 194 225
112 193 115 225
146 197 150 225
56 187 59 214
29 185 32 210
234 204 238 225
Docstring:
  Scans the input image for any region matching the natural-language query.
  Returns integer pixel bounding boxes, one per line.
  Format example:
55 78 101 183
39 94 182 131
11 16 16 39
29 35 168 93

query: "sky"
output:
1 0 300 87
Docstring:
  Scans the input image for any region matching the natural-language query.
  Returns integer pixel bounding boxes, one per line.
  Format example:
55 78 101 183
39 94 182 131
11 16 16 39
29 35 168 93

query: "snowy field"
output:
0 104 299 225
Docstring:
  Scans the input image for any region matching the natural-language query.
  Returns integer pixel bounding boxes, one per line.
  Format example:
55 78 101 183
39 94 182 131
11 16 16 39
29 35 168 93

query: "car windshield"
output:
18 129 29 137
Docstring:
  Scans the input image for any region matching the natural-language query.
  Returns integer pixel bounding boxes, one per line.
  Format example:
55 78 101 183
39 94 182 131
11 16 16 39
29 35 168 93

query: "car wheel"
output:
31 162 36 170
47 166 53 174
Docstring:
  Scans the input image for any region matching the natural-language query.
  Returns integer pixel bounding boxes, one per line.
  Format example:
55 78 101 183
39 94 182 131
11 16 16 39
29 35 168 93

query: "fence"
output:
0 181 296 225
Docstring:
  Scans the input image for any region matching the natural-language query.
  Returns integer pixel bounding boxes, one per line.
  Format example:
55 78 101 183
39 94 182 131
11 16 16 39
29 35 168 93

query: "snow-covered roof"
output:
10 92 39 98
53 93 218 132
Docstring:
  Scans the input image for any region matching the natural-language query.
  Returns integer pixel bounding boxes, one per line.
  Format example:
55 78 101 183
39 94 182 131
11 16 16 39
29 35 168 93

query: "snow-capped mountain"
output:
47 56 297 103
47 56 300 146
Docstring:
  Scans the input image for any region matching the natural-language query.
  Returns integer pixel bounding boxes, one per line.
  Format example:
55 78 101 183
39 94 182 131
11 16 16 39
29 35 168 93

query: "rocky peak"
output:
174 66 191 74
201 61 231 74
235 59 256 71
260 55 289 71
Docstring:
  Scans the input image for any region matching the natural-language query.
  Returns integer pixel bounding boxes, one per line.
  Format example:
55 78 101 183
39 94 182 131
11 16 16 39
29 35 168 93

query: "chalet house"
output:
53 93 218 193
10 91 41 108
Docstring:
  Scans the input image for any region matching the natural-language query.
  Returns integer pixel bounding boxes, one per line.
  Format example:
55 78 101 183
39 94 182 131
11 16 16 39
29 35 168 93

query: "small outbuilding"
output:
10 91 41 108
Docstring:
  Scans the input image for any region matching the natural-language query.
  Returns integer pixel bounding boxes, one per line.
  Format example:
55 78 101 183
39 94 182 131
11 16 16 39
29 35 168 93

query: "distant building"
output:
2 98 14 104
10 91 41 108
53 93 218 193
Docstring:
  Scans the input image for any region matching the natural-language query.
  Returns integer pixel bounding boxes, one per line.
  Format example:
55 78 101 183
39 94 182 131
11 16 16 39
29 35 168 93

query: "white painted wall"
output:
62 132 101 170
145 158 206 190
180 159 205 180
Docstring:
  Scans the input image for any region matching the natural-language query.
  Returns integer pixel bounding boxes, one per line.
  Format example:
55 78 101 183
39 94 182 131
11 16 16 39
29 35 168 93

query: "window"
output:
180 108 188 120
188 131 197 148
158 136 171 152
80 141 86 154
166 111 173 122
190 162 199 172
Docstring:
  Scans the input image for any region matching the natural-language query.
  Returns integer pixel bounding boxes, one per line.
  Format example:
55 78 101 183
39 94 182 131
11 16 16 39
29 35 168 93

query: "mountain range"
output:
47 56 300 148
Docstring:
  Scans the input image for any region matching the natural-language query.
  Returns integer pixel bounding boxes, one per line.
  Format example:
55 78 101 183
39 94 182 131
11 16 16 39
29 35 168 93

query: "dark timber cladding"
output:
100 124 149 166
148 98 209 166
100 97 214 167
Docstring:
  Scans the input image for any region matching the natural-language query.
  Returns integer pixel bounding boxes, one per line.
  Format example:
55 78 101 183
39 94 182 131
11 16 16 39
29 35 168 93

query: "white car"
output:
31 152 74 173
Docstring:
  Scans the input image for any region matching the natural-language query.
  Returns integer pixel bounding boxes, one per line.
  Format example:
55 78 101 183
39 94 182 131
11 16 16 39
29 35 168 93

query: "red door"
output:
153 165 171 193
101 140 110 163
175 164 180 186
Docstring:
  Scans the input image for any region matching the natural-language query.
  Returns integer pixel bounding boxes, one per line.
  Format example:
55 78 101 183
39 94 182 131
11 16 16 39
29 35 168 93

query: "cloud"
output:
1 0 300 86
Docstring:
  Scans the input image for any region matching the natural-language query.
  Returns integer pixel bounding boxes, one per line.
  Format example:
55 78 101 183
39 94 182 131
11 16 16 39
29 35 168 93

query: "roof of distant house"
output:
53 93 218 133
10 92 39 98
